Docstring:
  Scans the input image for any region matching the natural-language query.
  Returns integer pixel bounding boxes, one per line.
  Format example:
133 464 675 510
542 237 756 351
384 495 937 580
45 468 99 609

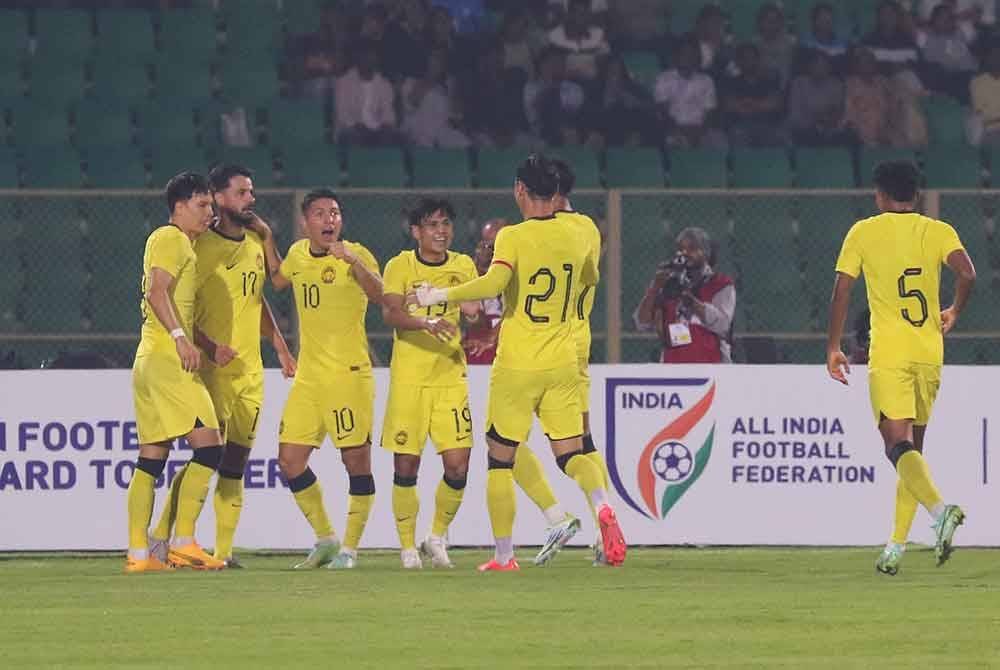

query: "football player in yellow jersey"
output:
380 198 480 569
125 172 226 573
415 154 627 570
826 161 976 575
256 188 383 570
148 165 297 568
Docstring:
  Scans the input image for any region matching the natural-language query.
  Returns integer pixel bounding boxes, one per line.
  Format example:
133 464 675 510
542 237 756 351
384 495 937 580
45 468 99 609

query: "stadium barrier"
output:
1 188 998 369
1 365 996 550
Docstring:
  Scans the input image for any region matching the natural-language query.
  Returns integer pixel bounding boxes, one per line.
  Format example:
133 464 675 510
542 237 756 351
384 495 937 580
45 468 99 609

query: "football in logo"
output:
322 266 336 284
651 442 693 482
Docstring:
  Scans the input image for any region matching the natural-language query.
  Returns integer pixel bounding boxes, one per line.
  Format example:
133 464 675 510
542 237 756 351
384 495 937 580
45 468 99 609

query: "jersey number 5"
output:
524 264 574 323
897 267 929 327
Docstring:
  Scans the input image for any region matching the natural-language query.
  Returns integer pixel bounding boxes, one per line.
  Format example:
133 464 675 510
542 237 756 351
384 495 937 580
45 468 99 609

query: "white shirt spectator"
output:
400 78 470 148
918 0 994 29
547 24 610 79
548 0 608 12
334 67 396 133
654 69 717 126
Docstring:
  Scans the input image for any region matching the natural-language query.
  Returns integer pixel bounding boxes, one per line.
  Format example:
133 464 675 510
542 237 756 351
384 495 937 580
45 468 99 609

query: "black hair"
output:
873 160 921 202
165 171 210 214
301 187 341 216
208 164 253 192
930 3 953 23
812 2 834 22
408 197 456 227
551 158 575 196
516 154 560 199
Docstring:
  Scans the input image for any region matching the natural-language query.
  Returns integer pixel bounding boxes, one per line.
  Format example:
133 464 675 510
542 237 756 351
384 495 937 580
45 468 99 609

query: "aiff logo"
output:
605 378 716 520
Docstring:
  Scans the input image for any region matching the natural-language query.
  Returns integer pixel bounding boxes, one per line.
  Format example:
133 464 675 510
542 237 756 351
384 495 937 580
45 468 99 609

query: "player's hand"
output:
424 317 458 342
277 348 297 379
465 337 493 357
940 306 959 334
213 344 238 367
416 284 447 307
176 336 201 372
403 291 420 309
826 349 850 385
328 241 357 265
246 213 272 239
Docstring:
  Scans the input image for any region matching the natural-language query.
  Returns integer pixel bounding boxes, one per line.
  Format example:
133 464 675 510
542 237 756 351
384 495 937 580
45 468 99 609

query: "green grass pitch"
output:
2 547 998 669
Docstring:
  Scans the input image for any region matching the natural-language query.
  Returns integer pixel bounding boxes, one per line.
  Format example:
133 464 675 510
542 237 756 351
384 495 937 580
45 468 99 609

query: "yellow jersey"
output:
136 224 197 358
383 249 478 386
280 239 379 385
835 211 965 368
564 210 601 362
194 227 266 377
450 211 599 371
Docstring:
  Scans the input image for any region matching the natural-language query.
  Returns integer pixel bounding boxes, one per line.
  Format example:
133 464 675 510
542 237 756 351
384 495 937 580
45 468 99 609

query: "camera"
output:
660 251 693 298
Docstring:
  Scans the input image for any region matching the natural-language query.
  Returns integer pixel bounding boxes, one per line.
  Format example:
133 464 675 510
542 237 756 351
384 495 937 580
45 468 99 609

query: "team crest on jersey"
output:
394 430 408 445
321 266 336 284
256 253 264 270
449 275 460 285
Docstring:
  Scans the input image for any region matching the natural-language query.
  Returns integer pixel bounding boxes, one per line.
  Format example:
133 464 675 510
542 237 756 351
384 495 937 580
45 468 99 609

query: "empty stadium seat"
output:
220 0 283 54
267 99 327 147
795 147 855 188
411 148 472 188
345 147 408 187
28 62 87 107
34 10 94 58
96 10 156 63
607 147 666 187
85 146 148 189
136 101 201 147
475 147 527 188
153 65 215 104
90 60 151 106
219 63 282 107
0 10 29 62
549 146 602 189
666 148 724 188
149 142 209 187
923 145 982 188
280 144 341 187
730 148 792 188
22 147 85 188
158 10 219 67
924 96 968 146
0 146 18 188
74 102 134 150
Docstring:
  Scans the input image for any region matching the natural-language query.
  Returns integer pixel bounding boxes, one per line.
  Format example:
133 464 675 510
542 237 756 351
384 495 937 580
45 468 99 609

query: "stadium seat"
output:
85 146 148 189
267 99 328 147
90 60 151 106
475 147 527 188
345 147 408 187
74 102 134 150
86 204 151 332
220 0 283 54
924 96 968 146
285 1 324 36
96 10 156 63
158 10 219 67
411 148 472 188
0 62 24 108
858 148 919 187
149 142 210 187
607 147 666 187
0 10 29 62
280 144 341 187
28 62 87 107
214 147 277 187
668 0 706 33
219 63 282 108
796 195 870 299
22 203 87 332
22 147 85 188
730 148 793 188
728 1 774 40
666 148 724 188
34 10 94 59
0 146 18 188
549 146 602 189
136 101 201 147
795 147 855 188
923 145 982 188
153 65 215 105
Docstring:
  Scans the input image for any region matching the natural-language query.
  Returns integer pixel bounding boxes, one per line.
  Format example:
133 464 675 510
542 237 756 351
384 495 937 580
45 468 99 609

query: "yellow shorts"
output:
201 370 264 448
381 382 473 456
868 364 941 426
577 356 591 414
132 353 219 445
279 371 375 448
486 364 583 444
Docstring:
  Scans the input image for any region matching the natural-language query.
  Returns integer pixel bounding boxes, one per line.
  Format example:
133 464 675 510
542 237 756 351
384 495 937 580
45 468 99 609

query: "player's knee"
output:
886 440 916 467
486 425 519 448
191 445 223 471
556 450 584 474
221 443 251 473
136 456 166 478
287 467 317 493
393 473 418 487
581 434 597 455
443 462 468 483
349 474 376 496
487 455 514 470
443 473 467 490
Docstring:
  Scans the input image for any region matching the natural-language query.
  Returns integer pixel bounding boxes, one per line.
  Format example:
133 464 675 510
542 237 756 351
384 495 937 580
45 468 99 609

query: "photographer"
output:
634 227 735 363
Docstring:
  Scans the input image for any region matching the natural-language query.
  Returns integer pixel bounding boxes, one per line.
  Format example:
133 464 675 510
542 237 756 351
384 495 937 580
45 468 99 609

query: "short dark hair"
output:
873 160 921 202
165 171 210 213
301 188 341 216
408 197 456 227
516 153 559 199
551 158 575 196
930 3 952 23
208 164 253 192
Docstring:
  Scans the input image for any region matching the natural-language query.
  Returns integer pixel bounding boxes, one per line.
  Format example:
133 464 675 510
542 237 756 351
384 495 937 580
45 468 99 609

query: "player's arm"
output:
193 327 237 367
260 296 297 378
382 292 456 343
246 215 289 290
941 249 977 334
329 241 383 304
146 267 200 372
415 263 513 306
825 272 855 385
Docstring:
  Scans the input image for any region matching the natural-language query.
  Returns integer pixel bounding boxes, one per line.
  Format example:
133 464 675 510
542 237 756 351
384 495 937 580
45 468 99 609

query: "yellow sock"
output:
173 461 215 540
126 468 156 551
344 493 375 550
292 480 334 538
584 446 611 491
431 477 465 537
513 448 559 512
392 482 419 550
564 453 607 510
890 476 919 545
895 450 944 513
151 464 185 542
486 468 516 538
213 474 244 560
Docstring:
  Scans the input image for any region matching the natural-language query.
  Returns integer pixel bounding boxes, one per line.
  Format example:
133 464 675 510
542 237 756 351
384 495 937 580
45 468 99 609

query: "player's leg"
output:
512 447 567 527
577 360 611 492
877 424 924 576
168 423 226 570
393 453 423 568
382 383 427 568
581 411 613 566
125 440 173 573
333 442 375 569
149 462 183 559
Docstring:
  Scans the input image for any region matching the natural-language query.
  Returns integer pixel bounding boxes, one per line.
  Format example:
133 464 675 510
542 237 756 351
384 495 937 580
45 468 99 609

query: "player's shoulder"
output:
385 249 414 270
148 224 192 254
346 240 376 261
447 251 477 275
288 238 310 256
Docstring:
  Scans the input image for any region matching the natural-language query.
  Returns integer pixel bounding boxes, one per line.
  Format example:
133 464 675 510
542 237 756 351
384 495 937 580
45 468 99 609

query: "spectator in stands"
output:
546 0 609 29
722 43 786 147
654 38 724 148
501 10 538 78
969 43 1000 145
289 4 351 98
788 50 850 146
401 48 471 148
917 0 995 36
523 47 586 145
843 47 896 146
918 3 978 102
462 218 510 365
547 0 611 82
614 0 669 49
799 3 849 62
358 3 395 76
428 5 460 60
755 3 797 84
694 4 734 76
382 0 430 80
434 0 487 34
462 42 533 147
862 0 920 73
592 53 658 147
334 40 401 146
634 227 735 364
